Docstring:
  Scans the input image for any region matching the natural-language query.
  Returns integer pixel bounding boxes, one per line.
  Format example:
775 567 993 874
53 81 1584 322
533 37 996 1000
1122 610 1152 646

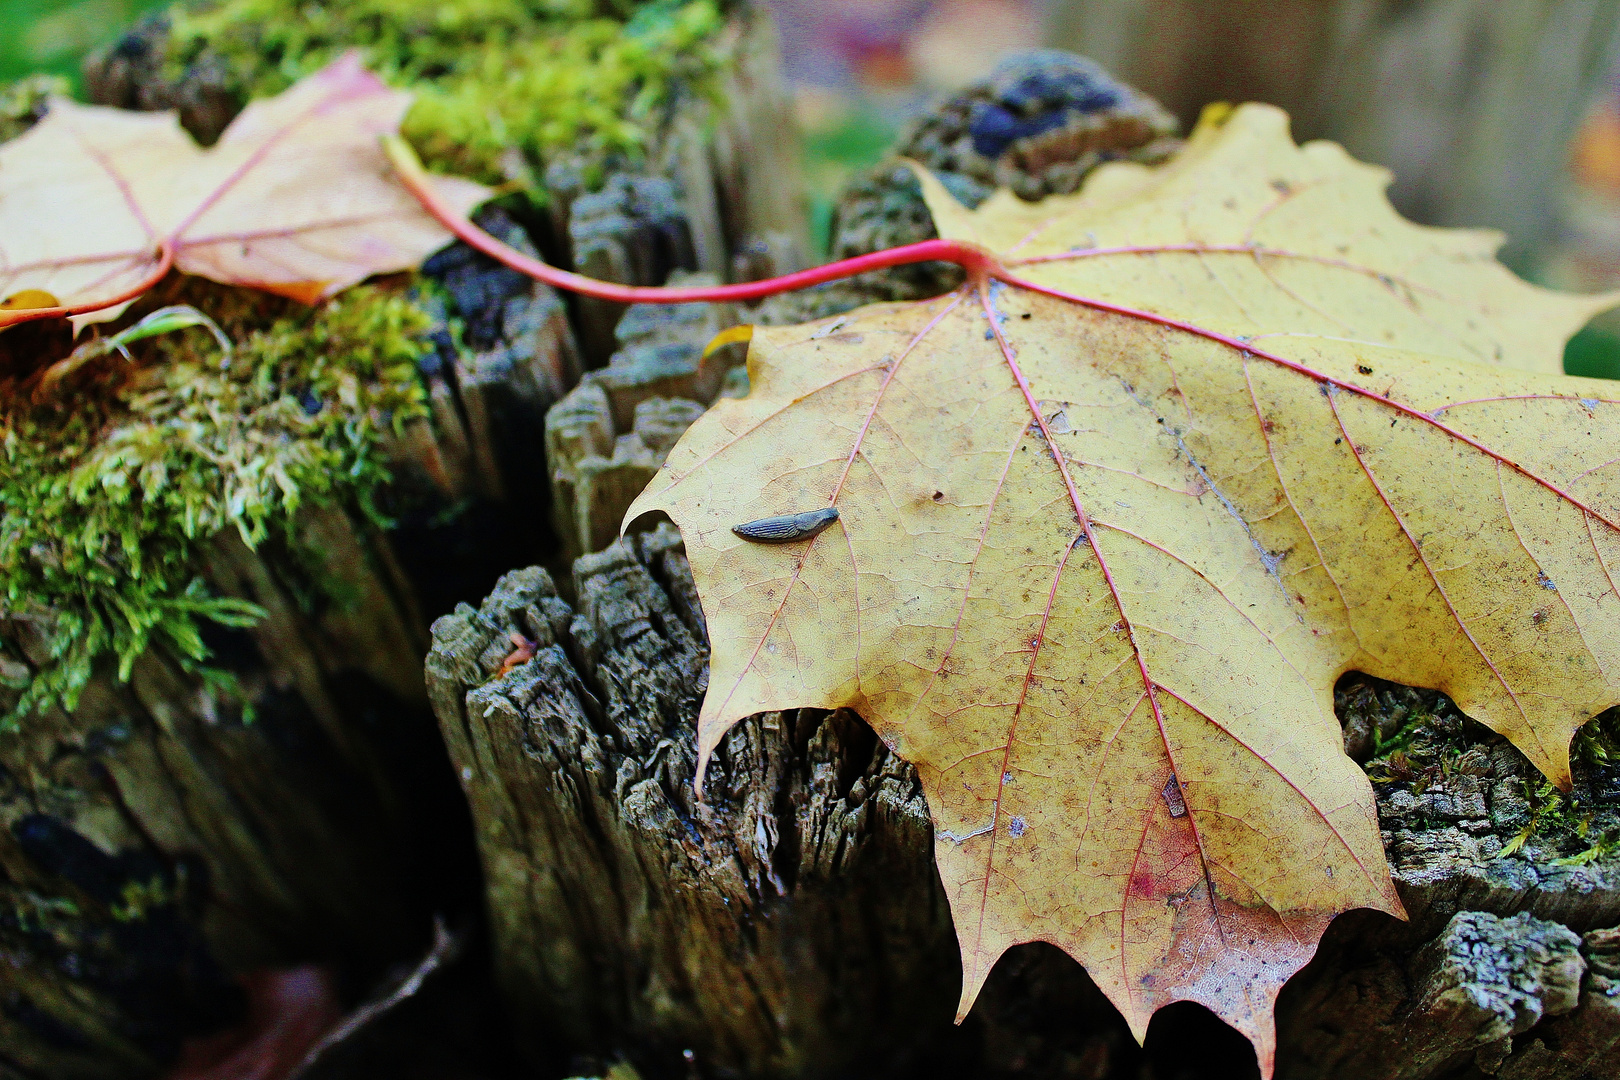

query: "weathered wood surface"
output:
427 527 960 1078
396 208 584 617
545 52 1188 573
753 49 1181 329
430 534 1620 1080
531 13 807 368
1276 677 1620 1079
0 6 810 1071
502 57 1620 1072
545 279 745 566
0 509 451 1080
0 218 577 1079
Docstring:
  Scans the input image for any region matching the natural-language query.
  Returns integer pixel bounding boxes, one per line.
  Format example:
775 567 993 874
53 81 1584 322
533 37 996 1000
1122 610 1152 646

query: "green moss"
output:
3 0 732 726
109 874 176 922
1356 683 1620 862
1575 705 1620 767
0 74 68 143
165 0 730 186
0 286 430 725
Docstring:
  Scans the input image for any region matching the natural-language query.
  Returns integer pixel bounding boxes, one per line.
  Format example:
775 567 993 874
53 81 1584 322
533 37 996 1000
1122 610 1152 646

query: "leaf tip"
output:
1192 100 1235 132
702 323 753 361
952 939 1008 1026
693 717 732 803
903 159 981 245
692 754 709 801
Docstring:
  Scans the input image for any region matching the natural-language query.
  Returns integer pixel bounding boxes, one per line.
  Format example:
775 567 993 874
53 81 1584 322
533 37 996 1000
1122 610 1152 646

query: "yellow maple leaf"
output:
0 52 489 330
625 104 1620 1073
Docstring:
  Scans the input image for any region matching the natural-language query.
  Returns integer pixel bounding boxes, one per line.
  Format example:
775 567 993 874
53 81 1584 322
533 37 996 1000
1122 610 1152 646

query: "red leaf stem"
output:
0 242 176 330
383 135 1001 304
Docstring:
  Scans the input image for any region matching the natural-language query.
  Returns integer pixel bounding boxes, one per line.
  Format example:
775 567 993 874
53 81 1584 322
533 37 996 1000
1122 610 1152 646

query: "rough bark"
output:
504 50 1620 1074
546 51 1186 571
430 536 1620 1080
0 512 451 1080
1274 678 1620 1079
0 5 811 1072
530 14 807 368
752 50 1183 328
426 527 959 1078
544 281 745 566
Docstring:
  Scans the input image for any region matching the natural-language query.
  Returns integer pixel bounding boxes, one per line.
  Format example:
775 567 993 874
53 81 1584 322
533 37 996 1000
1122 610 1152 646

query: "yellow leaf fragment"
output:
0 52 489 329
917 105 1614 377
0 290 60 310
627 105 1620 1075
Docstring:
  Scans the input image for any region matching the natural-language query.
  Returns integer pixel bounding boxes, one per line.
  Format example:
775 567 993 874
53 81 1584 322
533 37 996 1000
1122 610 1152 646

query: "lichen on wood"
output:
1335 675 1620 929
758 50 1181 325
1269 678 1620 1079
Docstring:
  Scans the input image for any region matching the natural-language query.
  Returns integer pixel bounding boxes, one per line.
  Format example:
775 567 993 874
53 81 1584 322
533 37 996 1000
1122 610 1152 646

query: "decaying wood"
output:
42 24 1620 1078
1279 909 1617 1080
547 52 1187 571
752 49 1182 328
1273 678 1620 1079
704 15 811 286
426 526 959 1078
0 221 578 1080
1 6 807 1071
545 281 745 564
394 208 584 622
562 173 701 367
80 14 239 145
0 519 445 1080
530 15 807 368
430 533 1620 1080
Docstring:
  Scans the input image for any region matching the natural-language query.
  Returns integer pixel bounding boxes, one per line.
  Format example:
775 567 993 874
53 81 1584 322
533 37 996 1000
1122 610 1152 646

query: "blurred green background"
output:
2 0 166 85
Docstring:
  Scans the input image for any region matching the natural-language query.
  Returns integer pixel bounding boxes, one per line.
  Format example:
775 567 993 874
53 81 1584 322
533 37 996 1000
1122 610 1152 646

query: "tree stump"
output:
0 277 501 1077
545 279 746 567
446 47 1620 1080
1 3 807 1074
430 534 1620 1080
427 528 960 1077
543 51 1186 571
753 49 1182 328
1274 678 1620 1079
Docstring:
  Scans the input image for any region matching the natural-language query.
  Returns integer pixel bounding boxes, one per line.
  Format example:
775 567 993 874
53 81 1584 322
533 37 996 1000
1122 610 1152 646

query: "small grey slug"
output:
732 507 839 543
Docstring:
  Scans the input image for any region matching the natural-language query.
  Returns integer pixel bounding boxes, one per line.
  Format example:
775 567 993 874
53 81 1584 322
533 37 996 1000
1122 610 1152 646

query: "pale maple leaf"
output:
624 105 1620 1073
0 52 489 330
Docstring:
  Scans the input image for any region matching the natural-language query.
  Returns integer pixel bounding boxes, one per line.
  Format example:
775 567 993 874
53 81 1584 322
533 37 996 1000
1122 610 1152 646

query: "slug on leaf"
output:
732 507 839 543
